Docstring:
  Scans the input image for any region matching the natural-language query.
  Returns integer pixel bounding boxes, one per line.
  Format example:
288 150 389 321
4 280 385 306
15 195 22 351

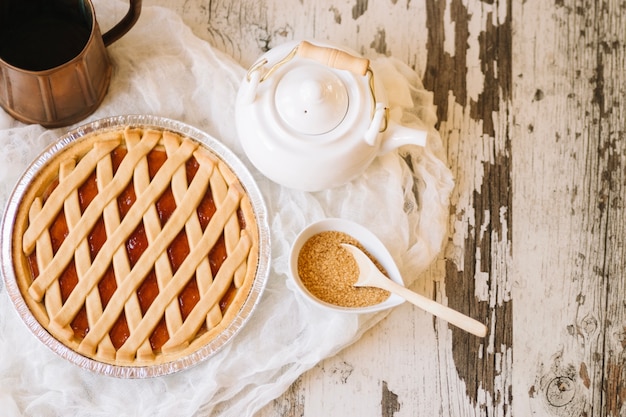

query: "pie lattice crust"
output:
11 126 260 366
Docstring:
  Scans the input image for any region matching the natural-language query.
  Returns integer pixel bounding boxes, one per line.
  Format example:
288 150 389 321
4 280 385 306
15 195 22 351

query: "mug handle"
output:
102 0 143 46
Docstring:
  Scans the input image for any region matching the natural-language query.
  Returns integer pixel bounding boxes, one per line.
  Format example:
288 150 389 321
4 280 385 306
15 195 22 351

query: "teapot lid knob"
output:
274 65 349 135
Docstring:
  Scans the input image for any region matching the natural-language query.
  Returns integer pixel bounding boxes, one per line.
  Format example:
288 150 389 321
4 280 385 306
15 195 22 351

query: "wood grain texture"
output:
143 0 625 415
514 1 626 416
424 0 513 415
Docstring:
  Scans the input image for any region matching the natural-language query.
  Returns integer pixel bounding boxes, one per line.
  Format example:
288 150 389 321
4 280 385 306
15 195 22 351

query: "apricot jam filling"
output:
27 145 236 352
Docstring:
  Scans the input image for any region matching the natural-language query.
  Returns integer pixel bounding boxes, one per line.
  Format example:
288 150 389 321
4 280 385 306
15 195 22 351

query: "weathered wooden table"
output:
149 0 625 415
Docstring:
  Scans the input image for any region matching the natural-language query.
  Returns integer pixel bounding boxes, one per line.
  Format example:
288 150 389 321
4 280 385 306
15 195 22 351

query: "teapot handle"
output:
296 41 370 76
243 40 371 104
102 0 143 46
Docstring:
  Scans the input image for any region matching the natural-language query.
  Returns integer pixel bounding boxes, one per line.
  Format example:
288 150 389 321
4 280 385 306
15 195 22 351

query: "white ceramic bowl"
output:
289 218 405 313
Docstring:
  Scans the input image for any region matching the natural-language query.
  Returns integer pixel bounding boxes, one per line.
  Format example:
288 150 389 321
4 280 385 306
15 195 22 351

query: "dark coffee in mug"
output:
0 0 141 127
0 2 92 71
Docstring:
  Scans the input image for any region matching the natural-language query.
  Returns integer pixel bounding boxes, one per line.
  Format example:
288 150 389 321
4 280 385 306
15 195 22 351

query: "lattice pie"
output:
10 126 260 366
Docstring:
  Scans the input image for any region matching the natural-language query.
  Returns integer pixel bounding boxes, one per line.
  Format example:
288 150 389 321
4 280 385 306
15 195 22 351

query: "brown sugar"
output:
297 231 390 308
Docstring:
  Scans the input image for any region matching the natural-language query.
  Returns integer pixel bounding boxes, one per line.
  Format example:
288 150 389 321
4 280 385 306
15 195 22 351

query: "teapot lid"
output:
274 65 349 135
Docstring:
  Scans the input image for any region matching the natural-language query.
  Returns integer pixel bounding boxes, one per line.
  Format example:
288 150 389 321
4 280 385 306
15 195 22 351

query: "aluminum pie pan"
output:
0 114 270 378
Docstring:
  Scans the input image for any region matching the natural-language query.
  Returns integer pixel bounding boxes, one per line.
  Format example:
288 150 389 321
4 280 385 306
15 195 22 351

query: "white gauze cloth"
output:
0 2 454 416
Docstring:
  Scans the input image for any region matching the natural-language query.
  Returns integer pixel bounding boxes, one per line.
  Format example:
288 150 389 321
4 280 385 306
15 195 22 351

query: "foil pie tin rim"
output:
1 114 271 378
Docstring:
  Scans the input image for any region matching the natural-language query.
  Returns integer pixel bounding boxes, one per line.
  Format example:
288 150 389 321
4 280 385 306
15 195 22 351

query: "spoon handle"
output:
376 278 488 338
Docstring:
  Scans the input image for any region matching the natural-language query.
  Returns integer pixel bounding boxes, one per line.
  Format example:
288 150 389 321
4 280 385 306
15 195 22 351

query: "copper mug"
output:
0 0 142 127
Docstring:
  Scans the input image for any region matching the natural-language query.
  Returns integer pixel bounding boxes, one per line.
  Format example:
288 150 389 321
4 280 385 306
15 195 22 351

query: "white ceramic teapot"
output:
235 40 427 192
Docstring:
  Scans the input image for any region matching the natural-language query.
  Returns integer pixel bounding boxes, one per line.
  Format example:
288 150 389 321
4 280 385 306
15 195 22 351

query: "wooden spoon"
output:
341 244 488 338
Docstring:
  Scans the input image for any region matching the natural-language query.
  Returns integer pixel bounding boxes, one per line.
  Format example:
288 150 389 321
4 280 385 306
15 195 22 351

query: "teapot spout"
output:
379 121 427 154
